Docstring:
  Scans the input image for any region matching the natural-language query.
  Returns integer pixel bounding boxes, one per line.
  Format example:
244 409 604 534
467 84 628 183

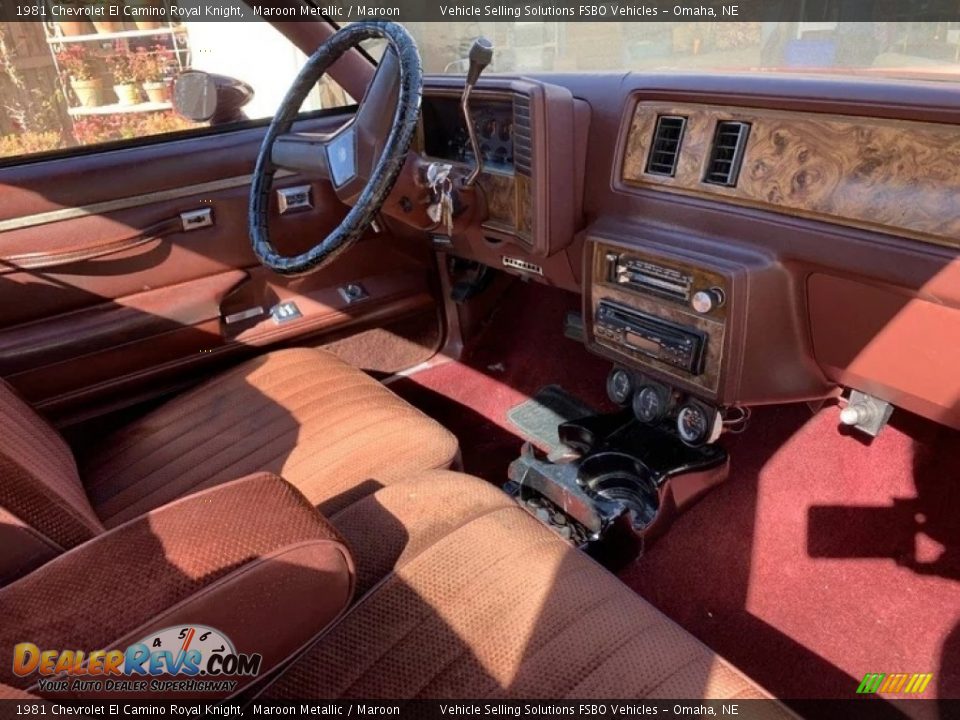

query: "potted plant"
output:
58 45 108 108
86 0 124 34
55 0 95 36
126 0 165 30
134 46 172 103
106 46 142 105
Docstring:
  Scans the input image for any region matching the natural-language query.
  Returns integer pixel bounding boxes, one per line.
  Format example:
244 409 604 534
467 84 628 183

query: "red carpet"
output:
623 404 960 702
391 279 614 481
392 279 960 702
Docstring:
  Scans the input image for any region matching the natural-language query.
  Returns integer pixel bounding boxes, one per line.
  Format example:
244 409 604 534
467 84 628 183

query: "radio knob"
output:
691 288 725 314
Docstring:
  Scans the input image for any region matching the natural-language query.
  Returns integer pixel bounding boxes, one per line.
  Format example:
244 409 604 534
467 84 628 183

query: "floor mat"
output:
506 384 596 452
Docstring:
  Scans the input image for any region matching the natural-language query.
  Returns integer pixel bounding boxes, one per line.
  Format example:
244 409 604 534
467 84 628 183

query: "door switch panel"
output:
338 283 369 304
277 185 313 215
270 301 302 325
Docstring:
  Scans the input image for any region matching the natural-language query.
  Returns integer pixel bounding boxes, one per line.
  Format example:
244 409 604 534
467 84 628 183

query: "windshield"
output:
400 22 960 81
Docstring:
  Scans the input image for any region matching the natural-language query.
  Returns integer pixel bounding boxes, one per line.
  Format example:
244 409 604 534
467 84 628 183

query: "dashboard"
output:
421 96 516 174
416 78 585 258
416 72 960 433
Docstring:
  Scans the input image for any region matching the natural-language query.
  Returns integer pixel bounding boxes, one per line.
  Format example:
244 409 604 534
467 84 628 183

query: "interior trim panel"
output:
620 99 960 250
0 171 291 234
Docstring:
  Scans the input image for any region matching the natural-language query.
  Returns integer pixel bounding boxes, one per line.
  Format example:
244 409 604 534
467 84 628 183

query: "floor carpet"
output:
391 279 960 704
391 279 615 481
623 404 960 704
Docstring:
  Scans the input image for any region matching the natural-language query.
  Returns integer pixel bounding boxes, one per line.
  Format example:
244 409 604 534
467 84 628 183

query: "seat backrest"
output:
0 380 103 584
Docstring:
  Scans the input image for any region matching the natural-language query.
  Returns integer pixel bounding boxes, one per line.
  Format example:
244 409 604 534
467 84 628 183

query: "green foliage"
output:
0 25 69 136
106 45 137 84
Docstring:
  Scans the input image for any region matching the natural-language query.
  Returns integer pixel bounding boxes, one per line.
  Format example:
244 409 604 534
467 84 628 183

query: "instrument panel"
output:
414 72 960 431
421 96 515 174
416 78 582 259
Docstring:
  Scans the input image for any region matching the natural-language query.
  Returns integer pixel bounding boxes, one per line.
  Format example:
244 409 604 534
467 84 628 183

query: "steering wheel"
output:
249 22 422 276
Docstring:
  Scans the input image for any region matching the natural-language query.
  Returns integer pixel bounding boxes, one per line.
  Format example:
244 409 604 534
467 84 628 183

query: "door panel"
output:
0 114 439 425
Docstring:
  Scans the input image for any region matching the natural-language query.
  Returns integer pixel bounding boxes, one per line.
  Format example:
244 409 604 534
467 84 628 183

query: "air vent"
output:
645 115 686 177
704 121 751 186
513 94 532 177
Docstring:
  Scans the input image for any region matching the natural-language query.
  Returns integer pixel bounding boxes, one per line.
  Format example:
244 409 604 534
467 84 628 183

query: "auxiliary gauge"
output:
676 401 721 447
633 385 669 424
606 368 634 406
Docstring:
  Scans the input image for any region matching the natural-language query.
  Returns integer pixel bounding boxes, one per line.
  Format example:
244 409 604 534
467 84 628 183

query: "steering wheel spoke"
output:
271 131 332 177
249 22 422 276
352 47 402 179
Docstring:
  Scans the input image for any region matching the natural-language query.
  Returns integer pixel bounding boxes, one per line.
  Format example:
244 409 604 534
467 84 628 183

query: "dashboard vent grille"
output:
513 94 532 177
645 115 686 176
704 121 751 186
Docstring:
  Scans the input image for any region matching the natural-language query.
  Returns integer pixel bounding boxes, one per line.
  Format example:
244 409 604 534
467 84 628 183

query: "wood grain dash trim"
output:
621 100 960 250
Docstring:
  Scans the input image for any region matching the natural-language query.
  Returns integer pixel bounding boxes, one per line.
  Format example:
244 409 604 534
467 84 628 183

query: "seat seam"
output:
158 382 400 487
304 503 527 663
411 545 619 699
632 652 708 699
563 614 682 698
277 413 450 482
84 352 331 468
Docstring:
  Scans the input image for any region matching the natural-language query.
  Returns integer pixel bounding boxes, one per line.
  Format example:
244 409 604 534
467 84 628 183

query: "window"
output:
401 21 960 82
0 20 352 161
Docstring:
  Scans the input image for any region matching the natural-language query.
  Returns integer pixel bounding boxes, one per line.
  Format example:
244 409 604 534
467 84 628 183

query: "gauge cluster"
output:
606 366 722 447
418 78 582 258
421 96 515 174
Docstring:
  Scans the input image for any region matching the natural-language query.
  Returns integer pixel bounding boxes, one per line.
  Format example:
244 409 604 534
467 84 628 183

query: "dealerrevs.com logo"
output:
12 625 263 694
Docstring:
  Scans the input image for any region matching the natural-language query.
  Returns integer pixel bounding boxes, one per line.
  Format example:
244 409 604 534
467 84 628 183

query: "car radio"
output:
595 300 707 375
607 253 694 304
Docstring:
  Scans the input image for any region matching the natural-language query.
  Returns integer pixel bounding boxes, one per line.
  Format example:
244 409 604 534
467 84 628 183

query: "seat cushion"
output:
263 472 790 706
0 473 354 698
328 469 518 597
0 380 103 583
83 348 459 527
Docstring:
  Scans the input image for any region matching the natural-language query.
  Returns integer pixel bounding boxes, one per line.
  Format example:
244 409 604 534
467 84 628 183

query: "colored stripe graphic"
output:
857 674 885 694
858 673 933 694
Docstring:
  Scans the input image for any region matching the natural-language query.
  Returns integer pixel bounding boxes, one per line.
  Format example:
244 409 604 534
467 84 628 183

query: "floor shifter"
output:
425 37 493 239
461 37 494 188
